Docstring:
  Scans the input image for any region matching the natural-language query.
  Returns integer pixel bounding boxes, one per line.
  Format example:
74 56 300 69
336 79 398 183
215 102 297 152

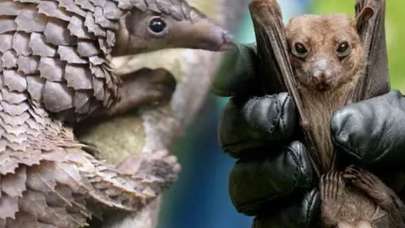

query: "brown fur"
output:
286 14 365 172
285 15 404 228
320 168 403 228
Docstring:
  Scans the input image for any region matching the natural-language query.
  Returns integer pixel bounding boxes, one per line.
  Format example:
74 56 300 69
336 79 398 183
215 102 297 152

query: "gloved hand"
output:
215 44 405 228
332 90 405 168
216 44 321 227
220 94 321 228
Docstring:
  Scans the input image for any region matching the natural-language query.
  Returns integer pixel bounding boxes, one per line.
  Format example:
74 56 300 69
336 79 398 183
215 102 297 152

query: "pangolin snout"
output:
218 32 236 51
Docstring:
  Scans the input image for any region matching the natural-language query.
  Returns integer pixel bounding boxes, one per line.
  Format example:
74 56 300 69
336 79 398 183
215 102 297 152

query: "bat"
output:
248 0 405 227
249 0 388 176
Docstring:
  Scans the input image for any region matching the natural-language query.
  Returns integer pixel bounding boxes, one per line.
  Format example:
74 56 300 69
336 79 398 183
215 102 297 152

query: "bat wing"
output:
249 0 306 119
353 0 389 102
249 0 287 94
249 0 320 173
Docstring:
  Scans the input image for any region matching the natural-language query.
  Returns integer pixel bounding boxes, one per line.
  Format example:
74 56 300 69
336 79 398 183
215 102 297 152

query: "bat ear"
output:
355 7 375 34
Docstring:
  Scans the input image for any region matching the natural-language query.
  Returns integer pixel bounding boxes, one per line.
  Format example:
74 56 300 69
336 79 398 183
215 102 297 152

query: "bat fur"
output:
286 14 404 228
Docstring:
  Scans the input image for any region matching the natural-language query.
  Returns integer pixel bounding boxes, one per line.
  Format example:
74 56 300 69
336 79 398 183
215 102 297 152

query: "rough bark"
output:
77 0 247 227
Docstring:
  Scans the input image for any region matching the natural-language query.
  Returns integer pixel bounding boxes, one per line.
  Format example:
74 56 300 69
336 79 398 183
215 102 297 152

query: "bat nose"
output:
313 70 332 81
312 70 334 87
312 68 334 91
312 58 334 82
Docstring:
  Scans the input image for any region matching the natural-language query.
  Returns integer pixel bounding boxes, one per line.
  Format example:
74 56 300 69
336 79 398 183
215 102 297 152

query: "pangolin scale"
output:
0 0 231 226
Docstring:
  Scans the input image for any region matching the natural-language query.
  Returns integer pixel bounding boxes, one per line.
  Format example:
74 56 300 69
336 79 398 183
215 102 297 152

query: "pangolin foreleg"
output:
0 86 179 227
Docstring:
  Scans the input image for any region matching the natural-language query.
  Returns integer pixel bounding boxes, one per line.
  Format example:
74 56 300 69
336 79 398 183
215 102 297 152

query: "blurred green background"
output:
158 1 405 228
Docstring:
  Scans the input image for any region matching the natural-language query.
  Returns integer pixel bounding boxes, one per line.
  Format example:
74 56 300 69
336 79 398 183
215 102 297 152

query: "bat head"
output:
113 2 233 56
286 14 365 92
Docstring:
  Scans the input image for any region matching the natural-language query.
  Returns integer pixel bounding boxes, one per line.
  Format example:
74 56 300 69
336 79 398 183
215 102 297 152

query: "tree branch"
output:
78 0 247 227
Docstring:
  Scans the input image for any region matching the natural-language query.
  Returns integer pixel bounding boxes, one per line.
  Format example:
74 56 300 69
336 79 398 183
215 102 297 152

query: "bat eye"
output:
336 41 351 58
293 42 308 58
148 17 167 35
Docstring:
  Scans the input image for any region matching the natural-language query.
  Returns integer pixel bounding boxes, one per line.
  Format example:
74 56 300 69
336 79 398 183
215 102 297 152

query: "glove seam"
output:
287 145 304 191
244 96 277 134
278 95 287 136
265 95 279 134
288 142 314 190
235 147 302 214
332 136 362 161
304 191 317 226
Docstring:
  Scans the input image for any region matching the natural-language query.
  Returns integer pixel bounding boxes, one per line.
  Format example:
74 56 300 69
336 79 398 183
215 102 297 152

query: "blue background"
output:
157 1 309 228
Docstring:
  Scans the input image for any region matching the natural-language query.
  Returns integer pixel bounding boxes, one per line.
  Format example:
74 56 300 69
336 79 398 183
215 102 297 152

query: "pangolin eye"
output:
336 41 351 58
148 17 167 35
293 42 308 58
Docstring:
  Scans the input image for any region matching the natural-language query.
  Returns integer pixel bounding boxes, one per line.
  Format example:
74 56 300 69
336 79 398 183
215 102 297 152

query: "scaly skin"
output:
0 0 231 226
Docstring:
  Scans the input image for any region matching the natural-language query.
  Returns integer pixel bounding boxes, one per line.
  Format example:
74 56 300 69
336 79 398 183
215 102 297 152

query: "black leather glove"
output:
216 44 405 228
216 44 321 227
219 93 320 227
220 93 297 158
220 91 405 227
332 91 405 168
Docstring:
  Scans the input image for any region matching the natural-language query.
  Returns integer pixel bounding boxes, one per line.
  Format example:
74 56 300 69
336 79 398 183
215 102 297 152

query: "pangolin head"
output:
112 0 234 56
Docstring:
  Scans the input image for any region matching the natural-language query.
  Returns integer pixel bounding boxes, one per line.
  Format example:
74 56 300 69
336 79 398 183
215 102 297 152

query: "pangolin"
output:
286 15 405 228
0 0 232 227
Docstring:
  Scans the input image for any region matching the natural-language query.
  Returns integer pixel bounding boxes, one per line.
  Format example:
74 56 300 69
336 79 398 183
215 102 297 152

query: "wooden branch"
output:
77 0 247 227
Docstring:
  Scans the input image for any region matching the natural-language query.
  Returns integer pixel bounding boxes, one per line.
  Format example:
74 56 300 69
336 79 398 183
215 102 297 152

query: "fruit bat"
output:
249 0 388 176
249 0 405 227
